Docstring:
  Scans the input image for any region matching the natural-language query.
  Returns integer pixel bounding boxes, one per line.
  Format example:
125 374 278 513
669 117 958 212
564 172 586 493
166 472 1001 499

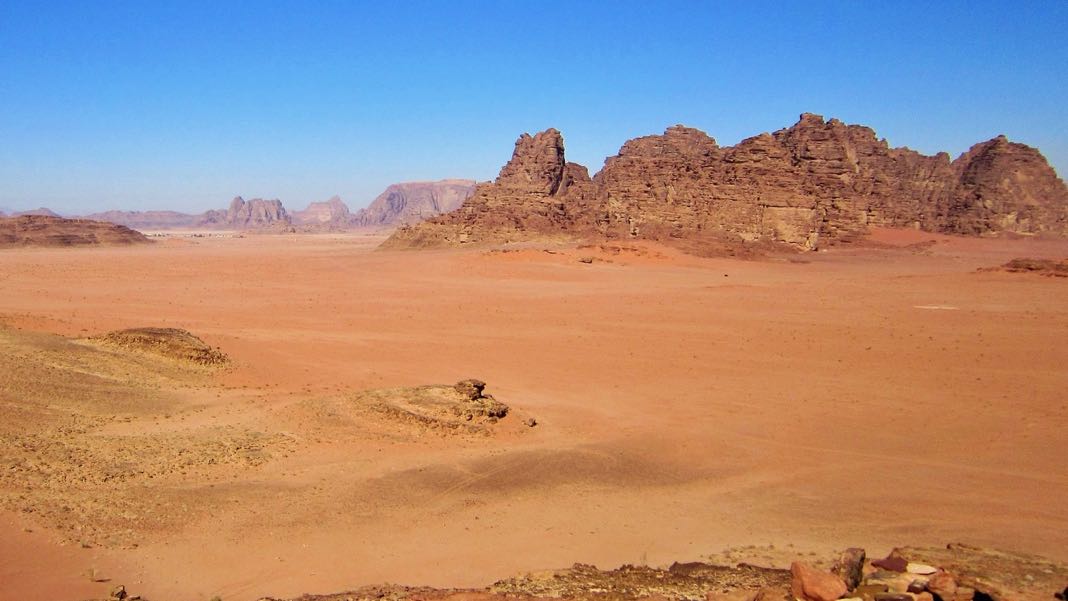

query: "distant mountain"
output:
12 207 62 217
69 181 476 233
352 180 476 228
293 195 351 227
200 196 291 229
84 197 291 231
83 210 200 229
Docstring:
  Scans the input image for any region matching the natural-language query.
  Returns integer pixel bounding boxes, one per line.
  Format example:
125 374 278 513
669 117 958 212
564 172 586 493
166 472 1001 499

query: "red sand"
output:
0 230 1066 601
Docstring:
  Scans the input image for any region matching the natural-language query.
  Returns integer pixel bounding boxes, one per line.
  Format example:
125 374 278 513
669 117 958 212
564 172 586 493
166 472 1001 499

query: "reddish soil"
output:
0 230 1066 601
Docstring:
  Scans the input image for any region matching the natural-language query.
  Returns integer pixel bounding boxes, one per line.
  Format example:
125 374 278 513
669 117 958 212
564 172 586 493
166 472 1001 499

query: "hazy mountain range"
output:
1 180 477 231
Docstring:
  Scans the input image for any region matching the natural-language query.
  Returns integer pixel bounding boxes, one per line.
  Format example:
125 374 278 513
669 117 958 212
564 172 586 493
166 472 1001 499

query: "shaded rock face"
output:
293 195 352 226
384 114 1068 253
200 196 291 229
352 179 476 227
0 215 149 248
380 133 593 248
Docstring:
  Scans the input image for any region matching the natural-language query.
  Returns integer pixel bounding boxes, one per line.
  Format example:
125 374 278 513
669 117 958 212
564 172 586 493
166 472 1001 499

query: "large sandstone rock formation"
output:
199 196 291 229
0 215 150 248
383 115 1068 253
352 179 476 228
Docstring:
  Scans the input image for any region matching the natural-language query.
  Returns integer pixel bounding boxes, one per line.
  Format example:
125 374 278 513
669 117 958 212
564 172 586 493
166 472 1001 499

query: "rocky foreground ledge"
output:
99 544 1068 601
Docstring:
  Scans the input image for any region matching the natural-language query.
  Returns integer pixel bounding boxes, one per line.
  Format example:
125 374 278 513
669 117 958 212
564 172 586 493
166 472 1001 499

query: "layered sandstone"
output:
352 179 476 228
384 114 1068 253
0 215 150 248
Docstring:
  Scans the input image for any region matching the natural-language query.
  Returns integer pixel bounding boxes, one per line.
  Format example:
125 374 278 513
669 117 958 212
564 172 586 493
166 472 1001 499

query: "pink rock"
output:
791 561 848 601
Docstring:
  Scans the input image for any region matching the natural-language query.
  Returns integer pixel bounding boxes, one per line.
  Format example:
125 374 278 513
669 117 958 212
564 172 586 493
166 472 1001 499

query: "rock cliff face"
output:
0 215 150 248
383 114 1068 253
352 179 476 228
199 196 291 229
292 196 352 227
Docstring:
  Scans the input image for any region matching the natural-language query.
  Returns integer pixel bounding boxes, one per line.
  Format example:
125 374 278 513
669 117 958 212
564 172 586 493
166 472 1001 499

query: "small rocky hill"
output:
0 215 149 248
383 115 1068 253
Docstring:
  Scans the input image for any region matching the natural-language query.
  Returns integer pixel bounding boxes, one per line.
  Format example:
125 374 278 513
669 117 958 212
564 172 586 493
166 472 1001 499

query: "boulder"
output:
833 548 866 590
791 561 848 601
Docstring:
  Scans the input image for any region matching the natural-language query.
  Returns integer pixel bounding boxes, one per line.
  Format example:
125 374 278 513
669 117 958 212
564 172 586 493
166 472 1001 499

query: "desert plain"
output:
0 230 1066 601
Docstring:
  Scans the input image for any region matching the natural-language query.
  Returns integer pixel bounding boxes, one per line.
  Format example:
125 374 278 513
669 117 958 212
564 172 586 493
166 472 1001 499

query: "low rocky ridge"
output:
383 115 1068 254
980 258 1068 277
0 215 149 248
88 327 229 366
92 543 1063 601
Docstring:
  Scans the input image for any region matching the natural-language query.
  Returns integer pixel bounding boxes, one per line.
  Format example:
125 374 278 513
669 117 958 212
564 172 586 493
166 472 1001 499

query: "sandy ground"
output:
0 230 1066 601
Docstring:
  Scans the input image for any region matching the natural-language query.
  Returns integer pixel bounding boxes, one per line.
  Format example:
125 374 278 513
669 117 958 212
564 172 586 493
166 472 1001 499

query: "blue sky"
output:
1 1 1066 214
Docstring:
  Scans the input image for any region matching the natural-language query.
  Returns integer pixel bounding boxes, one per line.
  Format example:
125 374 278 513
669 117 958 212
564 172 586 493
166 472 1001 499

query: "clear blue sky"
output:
1 1 1066 214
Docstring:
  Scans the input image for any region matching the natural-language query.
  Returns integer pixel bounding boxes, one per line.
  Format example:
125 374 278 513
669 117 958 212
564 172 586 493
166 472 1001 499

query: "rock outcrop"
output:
0 215 150 248
199 196 291 229
384 114 1068 253
91 327 228 366
352 179 476 228
292 195 352 227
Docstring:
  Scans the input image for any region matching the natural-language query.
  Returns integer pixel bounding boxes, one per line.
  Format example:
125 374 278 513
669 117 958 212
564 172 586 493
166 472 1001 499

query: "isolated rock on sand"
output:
356 379 511 435
91 327 229 366
790 561 848 601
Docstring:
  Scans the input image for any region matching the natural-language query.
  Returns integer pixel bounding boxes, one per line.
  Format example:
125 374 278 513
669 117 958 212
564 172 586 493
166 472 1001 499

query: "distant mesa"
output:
350 179 477 228
10 207 62 218
0 215 149 248
382 114 1068 254
292 195 352 227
